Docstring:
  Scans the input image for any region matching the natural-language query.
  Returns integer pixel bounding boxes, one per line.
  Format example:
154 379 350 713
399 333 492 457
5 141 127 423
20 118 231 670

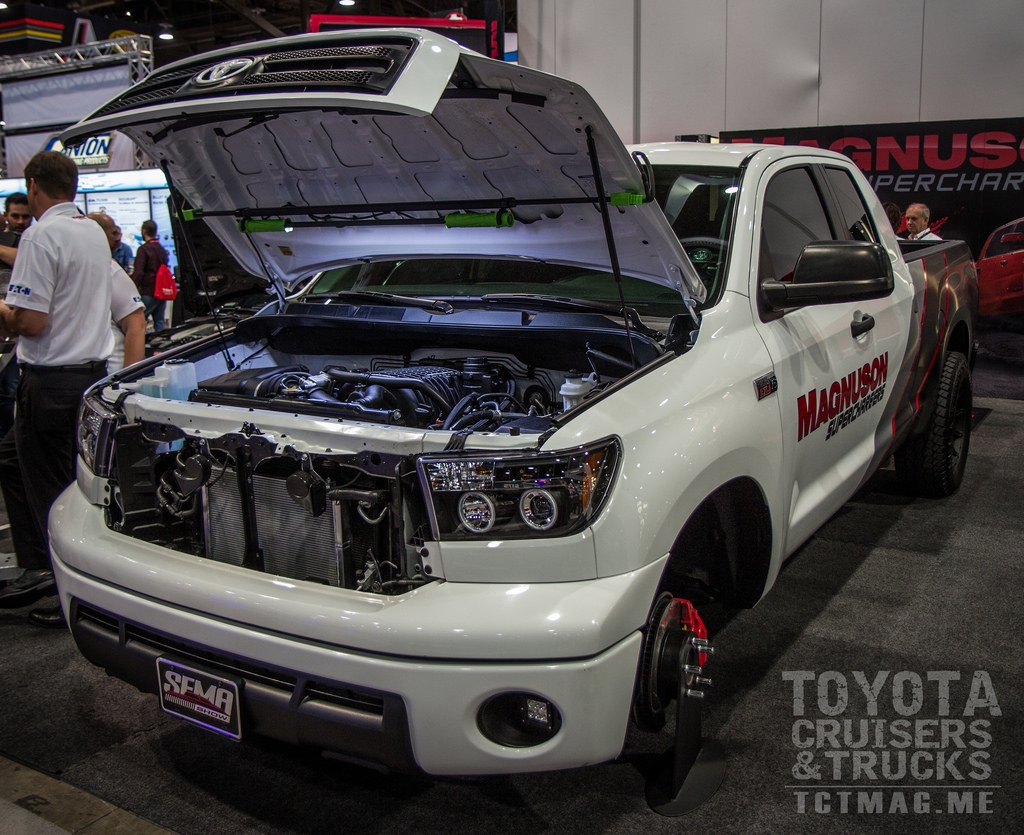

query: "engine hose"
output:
449 409 530 431
442 393 480 430
155 469 199 520
324 366 453 412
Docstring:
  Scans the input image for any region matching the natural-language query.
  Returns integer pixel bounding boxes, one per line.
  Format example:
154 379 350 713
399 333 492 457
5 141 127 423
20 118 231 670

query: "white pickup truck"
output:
52 29 977 776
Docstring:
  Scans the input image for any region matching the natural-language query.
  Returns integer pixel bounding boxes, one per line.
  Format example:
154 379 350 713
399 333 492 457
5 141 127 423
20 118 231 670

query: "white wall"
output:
638 0 726 143
517 0 1024 143
517 0 637 139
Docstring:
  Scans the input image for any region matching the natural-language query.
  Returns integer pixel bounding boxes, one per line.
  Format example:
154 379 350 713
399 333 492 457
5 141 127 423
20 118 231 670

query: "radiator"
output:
204 472 344 586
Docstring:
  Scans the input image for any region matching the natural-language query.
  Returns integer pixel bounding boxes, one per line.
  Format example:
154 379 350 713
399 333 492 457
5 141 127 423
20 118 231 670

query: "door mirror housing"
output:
762 241 895 310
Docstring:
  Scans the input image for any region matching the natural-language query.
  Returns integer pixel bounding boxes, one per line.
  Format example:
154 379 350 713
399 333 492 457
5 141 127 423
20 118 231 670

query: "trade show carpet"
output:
1 348 1023 834
973 314 1024 400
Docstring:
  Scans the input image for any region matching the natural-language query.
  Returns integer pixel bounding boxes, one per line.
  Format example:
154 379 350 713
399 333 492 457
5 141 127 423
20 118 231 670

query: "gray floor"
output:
1 369 1022 834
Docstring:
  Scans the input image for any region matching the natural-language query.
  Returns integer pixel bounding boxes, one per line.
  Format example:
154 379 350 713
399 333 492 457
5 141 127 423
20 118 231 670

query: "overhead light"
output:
158 24 174 41
338 1 356 7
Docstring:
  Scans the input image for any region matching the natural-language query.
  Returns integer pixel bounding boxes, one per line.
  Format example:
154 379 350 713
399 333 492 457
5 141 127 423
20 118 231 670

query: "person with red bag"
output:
130 218 170 332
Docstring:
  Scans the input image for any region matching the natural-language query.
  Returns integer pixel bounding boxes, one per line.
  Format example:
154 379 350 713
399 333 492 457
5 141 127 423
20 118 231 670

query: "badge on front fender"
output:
754 372 778 401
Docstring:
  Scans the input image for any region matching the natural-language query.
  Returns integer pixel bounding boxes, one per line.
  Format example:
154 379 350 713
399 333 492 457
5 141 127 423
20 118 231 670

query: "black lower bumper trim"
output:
69 598 419 774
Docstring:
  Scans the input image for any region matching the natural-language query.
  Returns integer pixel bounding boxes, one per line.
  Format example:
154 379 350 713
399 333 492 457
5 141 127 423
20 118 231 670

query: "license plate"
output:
156 657 242 740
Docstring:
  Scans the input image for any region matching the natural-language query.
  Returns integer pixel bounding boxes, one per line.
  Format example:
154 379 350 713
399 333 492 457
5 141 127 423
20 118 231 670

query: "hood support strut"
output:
184 193 608 227
162 160 238 370
585 125 637 371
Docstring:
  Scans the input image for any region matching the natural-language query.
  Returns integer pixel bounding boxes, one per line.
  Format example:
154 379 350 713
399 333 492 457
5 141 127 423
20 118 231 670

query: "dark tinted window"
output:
824 166 878 243
760 167 832 282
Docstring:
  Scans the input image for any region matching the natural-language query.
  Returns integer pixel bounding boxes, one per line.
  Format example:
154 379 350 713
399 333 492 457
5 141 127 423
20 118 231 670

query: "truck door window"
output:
824 166 879 243
760 167 832 283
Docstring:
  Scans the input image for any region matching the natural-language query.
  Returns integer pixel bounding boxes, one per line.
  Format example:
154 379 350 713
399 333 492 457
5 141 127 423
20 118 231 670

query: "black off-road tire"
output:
895 351 972 497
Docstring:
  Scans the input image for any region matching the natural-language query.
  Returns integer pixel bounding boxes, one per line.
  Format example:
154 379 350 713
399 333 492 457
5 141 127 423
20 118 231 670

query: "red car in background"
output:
976 216 1024 316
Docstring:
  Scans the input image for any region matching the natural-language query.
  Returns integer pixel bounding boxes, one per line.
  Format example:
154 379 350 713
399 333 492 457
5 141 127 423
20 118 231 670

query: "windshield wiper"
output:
481 293 620 312
306 290 453 314
480 294 661 338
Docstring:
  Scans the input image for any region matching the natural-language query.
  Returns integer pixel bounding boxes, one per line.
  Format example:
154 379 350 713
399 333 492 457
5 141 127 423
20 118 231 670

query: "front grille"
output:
247 70 380 86
273 46 392 61
87 39 415 121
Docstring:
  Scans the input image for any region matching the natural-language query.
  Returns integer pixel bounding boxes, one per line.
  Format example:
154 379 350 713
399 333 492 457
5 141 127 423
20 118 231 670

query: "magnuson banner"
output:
721 118 1024 259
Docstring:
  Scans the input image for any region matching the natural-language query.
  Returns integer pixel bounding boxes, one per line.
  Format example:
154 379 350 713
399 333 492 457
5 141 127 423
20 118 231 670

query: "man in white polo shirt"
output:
904 202 942 241
0 151 113 625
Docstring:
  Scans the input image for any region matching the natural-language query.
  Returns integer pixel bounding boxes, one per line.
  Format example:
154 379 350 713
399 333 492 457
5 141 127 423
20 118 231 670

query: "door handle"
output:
851 313 875 338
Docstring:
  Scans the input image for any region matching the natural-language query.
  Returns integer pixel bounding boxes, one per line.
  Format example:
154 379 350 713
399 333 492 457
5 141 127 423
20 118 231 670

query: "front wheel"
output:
895 351 972 497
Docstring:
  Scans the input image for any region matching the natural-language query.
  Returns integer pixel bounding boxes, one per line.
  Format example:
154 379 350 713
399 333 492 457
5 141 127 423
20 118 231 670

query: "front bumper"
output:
50 485 664 775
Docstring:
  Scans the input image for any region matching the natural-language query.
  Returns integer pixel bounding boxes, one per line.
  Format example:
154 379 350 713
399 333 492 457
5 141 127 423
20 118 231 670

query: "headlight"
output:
77 395 120 478
418 438 620 540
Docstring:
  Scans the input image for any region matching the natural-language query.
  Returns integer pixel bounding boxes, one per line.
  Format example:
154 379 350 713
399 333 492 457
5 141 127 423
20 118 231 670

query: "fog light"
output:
524 697 550 726
477 691 562 748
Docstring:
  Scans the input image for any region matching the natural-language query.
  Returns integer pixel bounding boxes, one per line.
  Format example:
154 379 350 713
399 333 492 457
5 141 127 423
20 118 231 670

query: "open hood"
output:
63 28 704 303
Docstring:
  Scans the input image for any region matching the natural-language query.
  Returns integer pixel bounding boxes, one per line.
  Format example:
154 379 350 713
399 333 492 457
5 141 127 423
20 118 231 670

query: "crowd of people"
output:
0 151 172 627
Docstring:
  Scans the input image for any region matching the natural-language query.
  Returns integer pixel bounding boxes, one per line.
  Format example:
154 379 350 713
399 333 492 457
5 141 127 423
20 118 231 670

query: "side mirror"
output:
999 231 1024 245
762 241 894 310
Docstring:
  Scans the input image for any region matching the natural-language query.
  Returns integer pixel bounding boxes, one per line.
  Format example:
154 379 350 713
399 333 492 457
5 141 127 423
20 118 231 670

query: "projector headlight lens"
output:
418 438 619 540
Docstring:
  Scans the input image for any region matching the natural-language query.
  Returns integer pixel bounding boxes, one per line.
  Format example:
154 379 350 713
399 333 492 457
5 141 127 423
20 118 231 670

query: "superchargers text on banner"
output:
721 118 1024 259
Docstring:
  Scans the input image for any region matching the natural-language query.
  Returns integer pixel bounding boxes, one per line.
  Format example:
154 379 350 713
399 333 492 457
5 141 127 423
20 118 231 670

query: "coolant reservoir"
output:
132 371 168 398
160 359 198 401
560 373 597 411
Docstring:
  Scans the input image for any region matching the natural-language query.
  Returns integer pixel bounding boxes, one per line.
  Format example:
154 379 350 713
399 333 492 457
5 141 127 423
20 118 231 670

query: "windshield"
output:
299 164 744 319
650 164 741 306
305 259 691 318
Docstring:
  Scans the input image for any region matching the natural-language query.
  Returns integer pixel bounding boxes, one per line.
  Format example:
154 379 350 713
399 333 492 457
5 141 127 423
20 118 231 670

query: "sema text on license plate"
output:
157 657 242 740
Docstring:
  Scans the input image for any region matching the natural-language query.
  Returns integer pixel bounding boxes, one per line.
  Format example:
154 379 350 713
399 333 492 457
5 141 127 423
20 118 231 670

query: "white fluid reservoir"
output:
560 373 597 411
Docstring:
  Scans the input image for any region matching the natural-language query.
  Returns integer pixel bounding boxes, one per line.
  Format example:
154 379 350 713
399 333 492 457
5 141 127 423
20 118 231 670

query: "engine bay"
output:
98 305 665 596
192 356 585 434
149 302 673 433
